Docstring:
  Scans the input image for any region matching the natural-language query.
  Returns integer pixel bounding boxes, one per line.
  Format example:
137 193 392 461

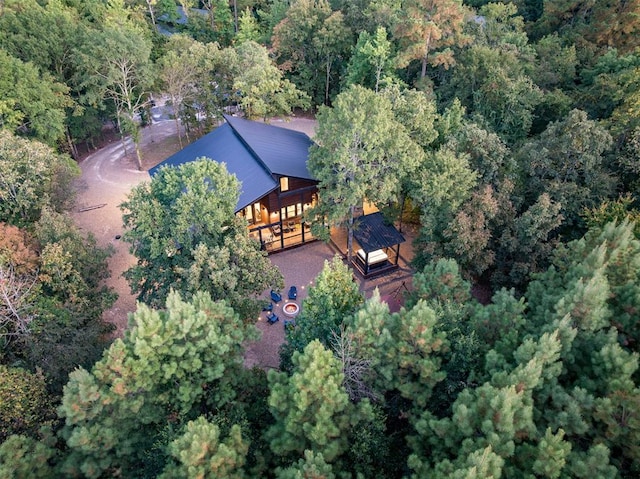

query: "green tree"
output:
159 418 249 479
78 22 153 170
279 256 363 372
0 49 71 145
121 158 283 316
157 35 202 147
267 340 374 467
275 450 336 478
345 27 398 93
234 40 310 120
25 207 115 392
236 7 261 44
0 365 56 442
313 10 352 104
308 85 423 263
0 434 57 479
393 0 469 80
0 131 79 228
271 0 350 105
518 109 615 233
60 291 254 478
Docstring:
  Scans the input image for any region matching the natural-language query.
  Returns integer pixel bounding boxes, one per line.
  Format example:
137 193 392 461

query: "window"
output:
280 177 289 191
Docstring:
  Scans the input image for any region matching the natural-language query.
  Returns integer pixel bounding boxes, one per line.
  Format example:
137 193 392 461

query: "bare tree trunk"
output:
116 114 129 157
66 126 78 160
134 143 143 171
346 204 355 267
233 0 238 32
325 59 331 105
174 116 183 148
145 0 156 26
421 30 432 78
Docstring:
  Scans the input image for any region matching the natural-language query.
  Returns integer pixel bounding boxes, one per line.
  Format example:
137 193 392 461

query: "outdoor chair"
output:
288 286 297 300
266 312 279 324
270 290 282 303
272 224 281 236
262 301 273 312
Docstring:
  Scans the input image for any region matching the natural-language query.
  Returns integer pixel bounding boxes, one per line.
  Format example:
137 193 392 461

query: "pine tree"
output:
159 418 248 479
59 291 254 478
267 341 374 466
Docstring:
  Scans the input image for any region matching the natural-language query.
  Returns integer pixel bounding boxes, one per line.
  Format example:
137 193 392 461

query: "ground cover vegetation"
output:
1 0 640 477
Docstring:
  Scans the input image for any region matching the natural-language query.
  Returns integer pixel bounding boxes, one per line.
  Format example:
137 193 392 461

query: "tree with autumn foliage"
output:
393 0 470 81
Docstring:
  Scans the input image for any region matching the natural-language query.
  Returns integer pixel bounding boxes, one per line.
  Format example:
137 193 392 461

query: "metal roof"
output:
353 212 406 252
224 115 315 181
148 123 277 212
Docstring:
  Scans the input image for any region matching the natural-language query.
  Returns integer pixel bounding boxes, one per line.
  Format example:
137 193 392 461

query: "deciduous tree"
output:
121 158 283 317
393 0 469 80
308 85 423 263
234 41 310 120
0 131 79 227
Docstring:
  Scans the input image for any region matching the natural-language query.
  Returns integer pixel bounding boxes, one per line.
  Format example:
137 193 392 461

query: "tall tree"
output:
233 41 310 120
159 418 249 478
267 340 374 466
121 158 283 317
0 130 79 227
271 0 335 105
157 35 202 147
312 10 352 104
79 22 153 170
393 0 469 80
308 85 423 263
60 291 255 478
518 109 615 233
0 49 71 145
345 26 398 92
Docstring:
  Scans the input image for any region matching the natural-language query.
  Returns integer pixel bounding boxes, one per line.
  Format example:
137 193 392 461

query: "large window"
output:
280 177 289 191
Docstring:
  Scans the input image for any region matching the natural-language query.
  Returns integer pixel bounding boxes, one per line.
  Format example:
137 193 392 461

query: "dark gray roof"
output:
353 212 406 252
149 115 315 212
148 123 277 212
224 115 315 181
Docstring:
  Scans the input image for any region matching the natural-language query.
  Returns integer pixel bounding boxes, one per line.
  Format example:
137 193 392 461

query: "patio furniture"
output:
284 319 295 329
288 285 297 300
287 220 296 232
270 290 282 303
266 312 279 324
272 224 281 236
262 301 273 312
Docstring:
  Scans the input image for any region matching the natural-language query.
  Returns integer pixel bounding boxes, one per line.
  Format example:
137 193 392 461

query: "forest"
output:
1 0 640 477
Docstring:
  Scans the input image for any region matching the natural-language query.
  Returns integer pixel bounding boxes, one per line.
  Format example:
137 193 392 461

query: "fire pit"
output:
283 302 300 318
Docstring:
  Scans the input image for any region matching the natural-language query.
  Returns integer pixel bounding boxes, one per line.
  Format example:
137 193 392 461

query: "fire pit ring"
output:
283 301 300 318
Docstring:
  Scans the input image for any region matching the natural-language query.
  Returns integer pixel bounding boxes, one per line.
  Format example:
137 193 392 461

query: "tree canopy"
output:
121 158 283 318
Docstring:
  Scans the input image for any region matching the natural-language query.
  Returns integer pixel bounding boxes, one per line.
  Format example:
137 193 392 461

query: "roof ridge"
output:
223 114 275 178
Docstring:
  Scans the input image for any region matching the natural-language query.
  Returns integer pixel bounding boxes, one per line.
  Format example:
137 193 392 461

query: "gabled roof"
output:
353 212 406 253
149 115 315 212
224 115 315 181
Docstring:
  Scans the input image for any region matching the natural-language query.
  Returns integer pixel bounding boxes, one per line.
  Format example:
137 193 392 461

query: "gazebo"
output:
352 212 405 277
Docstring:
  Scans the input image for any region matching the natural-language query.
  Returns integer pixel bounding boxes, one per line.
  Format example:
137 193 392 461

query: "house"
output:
149 114 319 252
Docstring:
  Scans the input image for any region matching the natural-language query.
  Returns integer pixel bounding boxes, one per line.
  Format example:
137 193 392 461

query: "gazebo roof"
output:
353 212 405 252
